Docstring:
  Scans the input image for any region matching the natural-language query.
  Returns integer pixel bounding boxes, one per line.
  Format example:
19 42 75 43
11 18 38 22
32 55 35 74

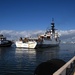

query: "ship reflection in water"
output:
0 43 75 75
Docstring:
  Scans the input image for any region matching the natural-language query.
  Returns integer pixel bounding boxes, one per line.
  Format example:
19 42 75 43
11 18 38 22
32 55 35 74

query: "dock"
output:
53 56 75 75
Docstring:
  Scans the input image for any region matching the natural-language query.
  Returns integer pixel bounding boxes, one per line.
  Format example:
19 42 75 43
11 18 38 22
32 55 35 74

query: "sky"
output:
0 0 75 42
0 0 75 31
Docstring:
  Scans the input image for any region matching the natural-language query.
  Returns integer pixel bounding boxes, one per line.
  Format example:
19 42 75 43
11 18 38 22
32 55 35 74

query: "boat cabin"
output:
0 35 6 41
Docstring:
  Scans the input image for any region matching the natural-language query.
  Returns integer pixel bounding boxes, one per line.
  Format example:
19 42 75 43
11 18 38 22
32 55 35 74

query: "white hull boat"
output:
16 41 37 49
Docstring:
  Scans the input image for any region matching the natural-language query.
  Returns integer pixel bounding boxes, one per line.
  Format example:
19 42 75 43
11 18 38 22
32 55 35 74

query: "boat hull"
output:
15 41 37 49
36 39 60 48
0 41 12 47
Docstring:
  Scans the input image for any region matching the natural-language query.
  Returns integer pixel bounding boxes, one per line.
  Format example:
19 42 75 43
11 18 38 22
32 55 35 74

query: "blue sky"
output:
0 0 75 31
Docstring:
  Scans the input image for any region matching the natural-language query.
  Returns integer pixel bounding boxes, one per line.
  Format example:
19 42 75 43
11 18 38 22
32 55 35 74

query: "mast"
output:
45 18 55 35
51 18 55 33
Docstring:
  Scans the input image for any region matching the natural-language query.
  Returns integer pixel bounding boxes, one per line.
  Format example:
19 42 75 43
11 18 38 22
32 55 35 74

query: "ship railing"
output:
53 56 75 75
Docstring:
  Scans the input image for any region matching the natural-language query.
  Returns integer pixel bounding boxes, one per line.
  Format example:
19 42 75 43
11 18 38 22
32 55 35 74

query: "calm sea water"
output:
0 43 75 75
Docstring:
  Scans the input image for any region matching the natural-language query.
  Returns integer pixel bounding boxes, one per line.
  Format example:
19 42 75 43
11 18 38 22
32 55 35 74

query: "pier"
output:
53 56 75 75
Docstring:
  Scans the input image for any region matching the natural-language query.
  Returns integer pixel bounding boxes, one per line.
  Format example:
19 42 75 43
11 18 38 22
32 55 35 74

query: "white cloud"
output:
59 30 75 42
0 30 44 40
0 30 75 42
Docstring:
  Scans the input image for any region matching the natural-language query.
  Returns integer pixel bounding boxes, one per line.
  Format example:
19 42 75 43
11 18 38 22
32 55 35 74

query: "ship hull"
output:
36 39 60 48
36 43 59 48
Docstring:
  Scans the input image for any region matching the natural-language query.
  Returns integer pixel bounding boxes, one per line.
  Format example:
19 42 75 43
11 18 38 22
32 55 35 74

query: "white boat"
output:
15 37 37 48
36 19 60 48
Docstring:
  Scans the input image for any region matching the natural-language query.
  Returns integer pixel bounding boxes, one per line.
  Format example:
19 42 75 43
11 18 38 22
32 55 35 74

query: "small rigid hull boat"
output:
0 35 12 47
15 38 37 49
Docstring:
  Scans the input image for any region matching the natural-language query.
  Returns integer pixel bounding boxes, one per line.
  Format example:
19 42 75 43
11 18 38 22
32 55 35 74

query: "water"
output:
0 43 75 75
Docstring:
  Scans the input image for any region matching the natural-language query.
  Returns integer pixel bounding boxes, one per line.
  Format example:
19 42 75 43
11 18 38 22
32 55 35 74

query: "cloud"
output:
0 30 75 42
0 30 44 40
59 30 75 42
